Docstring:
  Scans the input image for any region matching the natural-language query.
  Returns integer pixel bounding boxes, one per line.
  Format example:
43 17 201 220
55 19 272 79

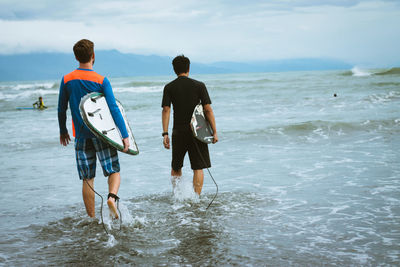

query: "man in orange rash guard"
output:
58 39 129 219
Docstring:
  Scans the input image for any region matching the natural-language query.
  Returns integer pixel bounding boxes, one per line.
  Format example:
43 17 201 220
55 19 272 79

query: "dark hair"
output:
172 55 190 75
73 39 94 63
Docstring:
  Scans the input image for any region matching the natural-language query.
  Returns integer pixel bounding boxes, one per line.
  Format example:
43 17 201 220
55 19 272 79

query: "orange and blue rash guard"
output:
57 68 128 139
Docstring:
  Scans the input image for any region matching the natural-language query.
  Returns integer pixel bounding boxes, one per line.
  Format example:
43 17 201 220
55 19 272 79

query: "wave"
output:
114 86 162 94
374 67 400 76
122 81 166 87
365 90 400 103
0 82 59 91
341 67 372 77
224 78 272 84
0 89 58 101
341 67 400 77
372 82 400 87
226 119 400 140
210 78 272 86
292 119 399 132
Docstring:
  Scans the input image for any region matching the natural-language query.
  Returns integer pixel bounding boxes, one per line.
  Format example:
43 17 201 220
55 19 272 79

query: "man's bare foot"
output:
107 196 119 219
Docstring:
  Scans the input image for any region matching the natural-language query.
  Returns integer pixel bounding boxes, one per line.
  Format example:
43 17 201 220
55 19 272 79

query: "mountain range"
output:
0 50 352 81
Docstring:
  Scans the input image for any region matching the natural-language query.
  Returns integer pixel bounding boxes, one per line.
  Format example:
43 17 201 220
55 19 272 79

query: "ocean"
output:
0 67 399 266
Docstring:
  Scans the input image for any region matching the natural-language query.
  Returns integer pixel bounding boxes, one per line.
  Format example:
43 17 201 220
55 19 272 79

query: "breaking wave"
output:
342 67 372 77
342 67 400 77
228 119 400 141
0 89 58 101
375 67 400 76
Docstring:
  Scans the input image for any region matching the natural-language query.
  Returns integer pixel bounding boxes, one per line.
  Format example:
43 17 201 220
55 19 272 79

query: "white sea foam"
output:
171 175 199 203
351 67 372 77
0 82 56 91
329 205 350 215
114 202 147 228
368 91 400 104
105 234 118 248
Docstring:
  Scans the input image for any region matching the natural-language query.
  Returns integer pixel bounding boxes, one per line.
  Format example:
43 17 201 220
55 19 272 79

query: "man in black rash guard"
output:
161 55 218 195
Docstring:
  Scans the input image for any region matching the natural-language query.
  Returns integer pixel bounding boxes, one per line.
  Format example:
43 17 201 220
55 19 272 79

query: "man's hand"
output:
212 132 219 144
60 133 71 146
163 135 170 149
122 137 130 152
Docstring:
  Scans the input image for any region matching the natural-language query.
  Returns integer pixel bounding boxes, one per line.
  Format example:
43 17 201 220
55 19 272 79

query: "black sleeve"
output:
161 85 171 107
199 82 212 105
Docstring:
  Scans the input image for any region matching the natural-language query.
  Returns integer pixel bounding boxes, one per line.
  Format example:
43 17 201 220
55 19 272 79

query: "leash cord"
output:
193 138 219 209
84 179 123 235
84 179 109 235
117 199 122 232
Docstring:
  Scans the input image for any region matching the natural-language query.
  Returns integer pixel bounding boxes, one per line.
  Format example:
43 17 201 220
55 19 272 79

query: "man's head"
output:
172 55 190 75
73 39 94 64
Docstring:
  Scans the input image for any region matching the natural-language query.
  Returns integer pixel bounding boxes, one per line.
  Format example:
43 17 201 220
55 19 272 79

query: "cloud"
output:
0 0 399 66
0 0 389 21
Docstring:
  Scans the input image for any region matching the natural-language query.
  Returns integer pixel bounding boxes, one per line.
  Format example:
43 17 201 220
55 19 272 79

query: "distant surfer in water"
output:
161 55 218 195
58 39 129 219
33 96 47 109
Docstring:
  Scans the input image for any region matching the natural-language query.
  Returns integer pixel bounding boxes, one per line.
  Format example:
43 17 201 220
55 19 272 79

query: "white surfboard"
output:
190 104 214 144
79 92 139 155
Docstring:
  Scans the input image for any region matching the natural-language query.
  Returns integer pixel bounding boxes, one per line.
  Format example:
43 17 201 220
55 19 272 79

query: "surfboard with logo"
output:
190 104 214 144
79 92 139 155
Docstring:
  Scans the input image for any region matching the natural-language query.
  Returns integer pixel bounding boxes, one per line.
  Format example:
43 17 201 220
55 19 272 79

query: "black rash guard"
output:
161 76 211 130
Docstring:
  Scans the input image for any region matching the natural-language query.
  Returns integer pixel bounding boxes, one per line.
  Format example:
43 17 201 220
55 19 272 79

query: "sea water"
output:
0 68 399 265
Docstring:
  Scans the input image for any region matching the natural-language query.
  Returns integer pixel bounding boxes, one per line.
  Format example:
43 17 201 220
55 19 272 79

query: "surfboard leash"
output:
84 179 109 235
84 179 123 235
193 139 219 210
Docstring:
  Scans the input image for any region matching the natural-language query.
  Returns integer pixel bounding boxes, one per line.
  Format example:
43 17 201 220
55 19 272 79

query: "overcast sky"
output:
0 0 399 66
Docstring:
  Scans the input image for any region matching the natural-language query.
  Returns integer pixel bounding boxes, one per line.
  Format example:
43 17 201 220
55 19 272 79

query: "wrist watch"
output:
162 132 168 137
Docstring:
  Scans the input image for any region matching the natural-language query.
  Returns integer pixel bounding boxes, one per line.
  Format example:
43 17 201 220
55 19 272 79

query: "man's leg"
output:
92 137 121 219
171 129 186 190
82 178 95 217
193 169 204 195
76 138 97 218
171 169 182 189
107 172 120 219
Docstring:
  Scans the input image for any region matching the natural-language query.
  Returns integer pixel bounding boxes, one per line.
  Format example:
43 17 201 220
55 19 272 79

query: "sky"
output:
0 0 399 66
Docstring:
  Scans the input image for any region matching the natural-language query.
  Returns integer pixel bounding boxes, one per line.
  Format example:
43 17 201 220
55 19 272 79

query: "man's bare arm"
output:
203 104 218 144
162 106 171 149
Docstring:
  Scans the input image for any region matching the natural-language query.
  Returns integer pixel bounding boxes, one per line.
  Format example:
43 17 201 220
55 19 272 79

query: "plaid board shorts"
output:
75 138 120 180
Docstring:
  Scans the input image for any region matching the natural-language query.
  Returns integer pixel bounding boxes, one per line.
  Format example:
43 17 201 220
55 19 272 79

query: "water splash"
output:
105 234 118 248
171 176 199 203
351 67 371 77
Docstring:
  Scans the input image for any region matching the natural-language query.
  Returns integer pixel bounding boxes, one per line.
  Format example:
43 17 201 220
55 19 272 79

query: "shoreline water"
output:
0 69 399 265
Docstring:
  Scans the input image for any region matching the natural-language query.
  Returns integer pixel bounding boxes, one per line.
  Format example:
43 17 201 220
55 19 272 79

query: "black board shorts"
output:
171 128 211 171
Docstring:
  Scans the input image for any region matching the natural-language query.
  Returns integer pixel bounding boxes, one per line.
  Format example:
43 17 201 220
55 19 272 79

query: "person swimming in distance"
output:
33 96 47 109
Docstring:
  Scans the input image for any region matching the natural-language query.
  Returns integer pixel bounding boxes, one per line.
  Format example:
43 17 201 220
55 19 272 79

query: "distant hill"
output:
0 50 352 81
